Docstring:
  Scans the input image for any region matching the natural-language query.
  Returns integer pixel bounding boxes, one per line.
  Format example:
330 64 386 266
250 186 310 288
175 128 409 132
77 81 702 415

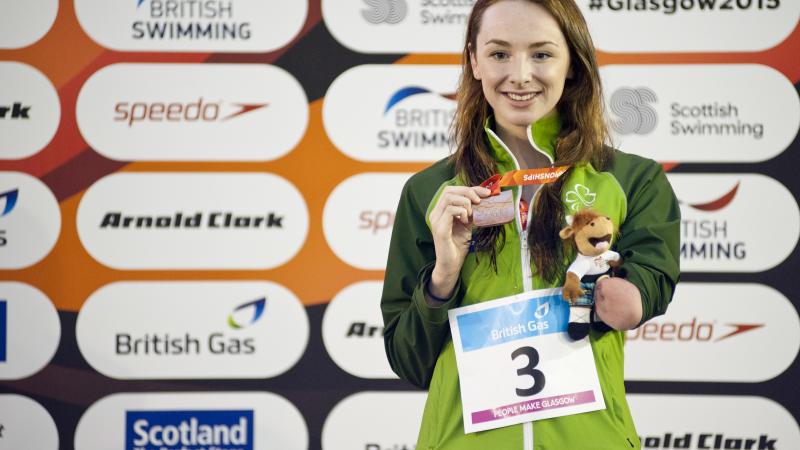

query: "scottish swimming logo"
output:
125 409 253 450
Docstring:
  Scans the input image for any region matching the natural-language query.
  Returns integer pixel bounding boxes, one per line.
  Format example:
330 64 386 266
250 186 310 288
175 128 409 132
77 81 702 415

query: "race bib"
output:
448 288 606 433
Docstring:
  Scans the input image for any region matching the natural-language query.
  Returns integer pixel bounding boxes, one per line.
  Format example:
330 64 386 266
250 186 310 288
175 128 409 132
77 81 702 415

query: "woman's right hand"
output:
427 185 491 299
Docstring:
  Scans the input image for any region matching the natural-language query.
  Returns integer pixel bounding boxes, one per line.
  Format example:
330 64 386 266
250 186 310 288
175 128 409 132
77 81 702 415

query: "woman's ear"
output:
469 43 481 80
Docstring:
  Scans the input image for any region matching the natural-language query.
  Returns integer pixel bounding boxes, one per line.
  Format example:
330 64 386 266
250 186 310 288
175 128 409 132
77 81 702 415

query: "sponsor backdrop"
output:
1 1 799 449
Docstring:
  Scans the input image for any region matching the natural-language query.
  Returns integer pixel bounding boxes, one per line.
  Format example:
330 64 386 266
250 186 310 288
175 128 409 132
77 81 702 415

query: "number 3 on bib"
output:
512 346 545 397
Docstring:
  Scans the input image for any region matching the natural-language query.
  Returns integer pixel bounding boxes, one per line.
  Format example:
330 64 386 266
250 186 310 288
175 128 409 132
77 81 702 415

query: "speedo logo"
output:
627 318 764 342
125 409 253 450
113 98 267 127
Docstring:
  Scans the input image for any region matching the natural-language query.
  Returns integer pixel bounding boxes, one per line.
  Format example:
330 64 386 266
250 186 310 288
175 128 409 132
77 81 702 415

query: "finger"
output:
439 193 473 217
472 186 492 199
443 186 484 204
444 205 470 226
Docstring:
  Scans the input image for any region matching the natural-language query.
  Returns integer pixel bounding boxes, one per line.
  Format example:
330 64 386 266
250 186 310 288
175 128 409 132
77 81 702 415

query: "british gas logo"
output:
75 0 306 52
669 174 799 272
625 283 800 383
0 172 61 269
0 62 60 160
76 282 308 379
77 64 307 162
601 65 799 163
324 65 459 162
228 298 266 330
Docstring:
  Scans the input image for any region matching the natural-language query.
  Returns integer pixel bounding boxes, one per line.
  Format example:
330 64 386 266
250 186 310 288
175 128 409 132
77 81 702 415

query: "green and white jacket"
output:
381 114 681 450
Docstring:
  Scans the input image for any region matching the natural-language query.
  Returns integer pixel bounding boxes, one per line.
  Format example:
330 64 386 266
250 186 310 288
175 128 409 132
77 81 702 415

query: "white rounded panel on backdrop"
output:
77 63 308 161
625 283 800 382
670 173 800 272
322 281 397 379
0 282 61 380
322 0 469 53
0 0 58 49
323 173 412 270
629 394 800 449
77 281 309 379
321 391 426 450
601 64 800 163
579 0 799 52
324 64 459 162
0 394 59 449
75 0 307 52
76 172 309 270
0 62 61 160
0 172 61 269
75 391 308 450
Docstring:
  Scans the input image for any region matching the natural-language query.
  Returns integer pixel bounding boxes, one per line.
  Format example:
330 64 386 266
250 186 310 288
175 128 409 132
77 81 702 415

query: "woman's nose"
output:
509 56 533 86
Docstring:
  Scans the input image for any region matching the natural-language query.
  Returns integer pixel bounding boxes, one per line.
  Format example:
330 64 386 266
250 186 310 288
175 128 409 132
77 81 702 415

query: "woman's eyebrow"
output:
484 38 559 48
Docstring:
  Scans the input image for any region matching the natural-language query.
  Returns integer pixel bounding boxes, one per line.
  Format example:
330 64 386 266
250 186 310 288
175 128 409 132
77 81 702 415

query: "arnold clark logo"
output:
601 64 800 163
323 0 472 53
669 174 799 272
76 281 309 379
77 63 308 161
0 172 61 269
0 62 60 160
0 0 58 49
322 281 397 379
629 395 800 449
324 65 459 162
76 172 309 269
323 173 412 270
578 0 798 52
625 283 800 383
322 392 425 450
75 392 308 450
0 283 60 381
0 395 59 449
74 0 306 52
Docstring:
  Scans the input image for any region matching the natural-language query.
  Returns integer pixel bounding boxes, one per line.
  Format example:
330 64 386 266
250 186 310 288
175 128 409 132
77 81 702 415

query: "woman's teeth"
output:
507 92 536 101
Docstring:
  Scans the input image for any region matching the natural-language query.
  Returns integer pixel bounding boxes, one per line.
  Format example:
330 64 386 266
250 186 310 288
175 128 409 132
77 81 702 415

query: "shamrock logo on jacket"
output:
565 184 597 211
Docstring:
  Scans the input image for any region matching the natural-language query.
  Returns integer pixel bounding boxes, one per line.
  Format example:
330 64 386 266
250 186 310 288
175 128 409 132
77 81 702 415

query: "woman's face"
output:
470 0 572 137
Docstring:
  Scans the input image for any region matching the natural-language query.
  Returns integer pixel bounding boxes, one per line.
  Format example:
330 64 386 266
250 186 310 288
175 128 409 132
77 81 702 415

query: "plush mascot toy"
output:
559 208 622 340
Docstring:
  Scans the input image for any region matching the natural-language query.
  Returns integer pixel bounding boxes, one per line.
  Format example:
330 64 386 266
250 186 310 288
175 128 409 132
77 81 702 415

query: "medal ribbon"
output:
479 166 570 196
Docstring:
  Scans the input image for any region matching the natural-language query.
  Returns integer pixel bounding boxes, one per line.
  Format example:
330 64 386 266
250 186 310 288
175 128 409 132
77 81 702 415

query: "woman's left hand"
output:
594 277 643 330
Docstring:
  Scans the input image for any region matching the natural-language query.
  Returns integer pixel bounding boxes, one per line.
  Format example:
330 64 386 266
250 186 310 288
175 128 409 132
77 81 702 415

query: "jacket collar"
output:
484 113 561 169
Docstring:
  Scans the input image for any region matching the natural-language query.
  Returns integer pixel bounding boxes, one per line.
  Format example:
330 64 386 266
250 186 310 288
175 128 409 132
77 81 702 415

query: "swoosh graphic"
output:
0 189 19 217
715 323 764 342
223 103 269 121
383 86 456 115
228 297 267 329
686 181 740 211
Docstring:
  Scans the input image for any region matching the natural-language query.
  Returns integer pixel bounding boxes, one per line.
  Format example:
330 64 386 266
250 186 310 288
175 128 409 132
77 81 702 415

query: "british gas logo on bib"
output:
601 65 799 163
77 64 308 161
125 410 253 450
324 65 459 162
0 62 60 160
76 173 308 270
77 281 308 379
669 174 799 272
322 0 471 53
75 392 308 450
323 173 412 270
579 0 798 52
74 0 306 52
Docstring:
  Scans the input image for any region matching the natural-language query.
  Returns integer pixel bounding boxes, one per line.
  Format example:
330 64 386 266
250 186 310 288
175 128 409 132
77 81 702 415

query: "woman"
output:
381 0 680 449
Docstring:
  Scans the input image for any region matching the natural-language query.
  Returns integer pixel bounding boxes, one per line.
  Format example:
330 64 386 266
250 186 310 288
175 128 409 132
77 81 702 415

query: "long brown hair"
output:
452 0 612 282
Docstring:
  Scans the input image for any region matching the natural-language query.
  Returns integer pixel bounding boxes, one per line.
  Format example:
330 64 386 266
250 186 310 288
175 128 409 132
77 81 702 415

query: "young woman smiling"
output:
381 1 680 449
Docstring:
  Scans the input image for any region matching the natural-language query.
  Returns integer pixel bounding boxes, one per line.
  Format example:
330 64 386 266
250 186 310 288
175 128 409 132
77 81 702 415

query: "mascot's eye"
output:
590 223 595 227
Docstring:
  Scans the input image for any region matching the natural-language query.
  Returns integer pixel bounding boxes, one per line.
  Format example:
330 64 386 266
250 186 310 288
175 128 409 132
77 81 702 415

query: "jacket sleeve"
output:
381 178 465 389
614 159 681 325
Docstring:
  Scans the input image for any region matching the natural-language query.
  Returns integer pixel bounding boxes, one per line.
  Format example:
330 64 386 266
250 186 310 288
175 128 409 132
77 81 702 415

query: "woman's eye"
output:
533 52 550 60
490 52 508 61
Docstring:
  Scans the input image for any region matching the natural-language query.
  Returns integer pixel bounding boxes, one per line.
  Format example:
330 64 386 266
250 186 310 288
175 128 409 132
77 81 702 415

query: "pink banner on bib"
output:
471 390 596 424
